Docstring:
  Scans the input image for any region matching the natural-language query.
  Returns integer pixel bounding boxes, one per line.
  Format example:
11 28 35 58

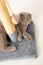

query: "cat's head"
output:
19 12 32 25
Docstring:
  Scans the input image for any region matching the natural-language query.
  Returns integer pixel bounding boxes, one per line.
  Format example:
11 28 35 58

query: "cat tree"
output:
0 0 17 42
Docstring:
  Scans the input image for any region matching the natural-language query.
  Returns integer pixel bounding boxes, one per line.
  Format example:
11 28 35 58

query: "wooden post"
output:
0 0 17 42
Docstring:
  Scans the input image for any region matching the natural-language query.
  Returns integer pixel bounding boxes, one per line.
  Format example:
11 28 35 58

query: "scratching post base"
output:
9 31 17 42
0 22 37 61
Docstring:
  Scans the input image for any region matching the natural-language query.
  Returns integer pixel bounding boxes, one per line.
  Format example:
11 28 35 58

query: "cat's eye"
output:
21 16 25 21
25 22 26 23
27 17 30 21
20 14 25 21
27 18 29 21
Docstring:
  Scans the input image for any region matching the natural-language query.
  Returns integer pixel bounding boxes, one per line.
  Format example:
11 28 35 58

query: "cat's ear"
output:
29 14 32 18
20 13 24 17
20 13 24 21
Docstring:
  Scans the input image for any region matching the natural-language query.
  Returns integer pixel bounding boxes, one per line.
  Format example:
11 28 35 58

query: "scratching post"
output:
0 0 17 42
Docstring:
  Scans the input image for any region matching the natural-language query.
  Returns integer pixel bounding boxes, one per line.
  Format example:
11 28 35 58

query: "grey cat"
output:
16 12 32 41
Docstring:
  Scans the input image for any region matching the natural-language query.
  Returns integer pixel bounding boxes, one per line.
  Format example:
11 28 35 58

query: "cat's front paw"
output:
27 34 32 41
18 34 22 41
10 46 16 51
23 32 32 41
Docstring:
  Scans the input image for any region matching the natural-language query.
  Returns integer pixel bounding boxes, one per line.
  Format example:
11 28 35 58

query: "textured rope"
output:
5 0 13 14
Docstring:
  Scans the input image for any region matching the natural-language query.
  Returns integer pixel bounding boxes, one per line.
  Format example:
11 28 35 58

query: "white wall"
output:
0 0 43 65
5 0 43 19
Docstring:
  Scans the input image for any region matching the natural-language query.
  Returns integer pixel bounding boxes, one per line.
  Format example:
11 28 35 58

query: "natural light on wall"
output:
5 0 43 20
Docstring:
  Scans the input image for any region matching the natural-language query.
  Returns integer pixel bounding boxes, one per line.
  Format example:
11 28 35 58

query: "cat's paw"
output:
23 32 32 41
27 34 32 41
10 46 16 51
18 35 22 41
1 46 16 52
18 37 22 41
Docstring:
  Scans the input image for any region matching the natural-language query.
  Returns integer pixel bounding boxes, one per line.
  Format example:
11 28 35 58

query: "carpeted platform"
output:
0 21 37 61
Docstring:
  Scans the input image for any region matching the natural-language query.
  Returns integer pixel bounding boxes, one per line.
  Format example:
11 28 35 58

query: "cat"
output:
0 22 16 52
16 12 32 41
